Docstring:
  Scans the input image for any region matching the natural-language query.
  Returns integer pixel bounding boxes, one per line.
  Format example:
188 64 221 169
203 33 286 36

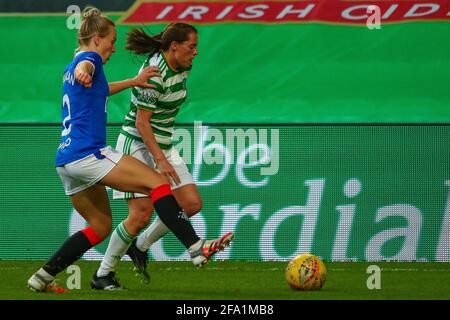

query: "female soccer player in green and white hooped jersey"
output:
94 23 233 289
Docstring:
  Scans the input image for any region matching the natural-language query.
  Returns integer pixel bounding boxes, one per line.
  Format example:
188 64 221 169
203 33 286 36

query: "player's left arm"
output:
108 66 161 96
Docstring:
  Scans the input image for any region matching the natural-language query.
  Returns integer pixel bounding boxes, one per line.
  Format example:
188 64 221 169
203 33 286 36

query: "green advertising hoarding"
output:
0 15 449 123
0 124 448 262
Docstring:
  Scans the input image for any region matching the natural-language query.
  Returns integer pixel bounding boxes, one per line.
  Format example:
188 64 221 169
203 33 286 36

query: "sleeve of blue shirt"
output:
78 52 103 76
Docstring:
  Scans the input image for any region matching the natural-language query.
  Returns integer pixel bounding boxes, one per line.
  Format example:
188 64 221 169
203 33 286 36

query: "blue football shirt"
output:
56 51 110 166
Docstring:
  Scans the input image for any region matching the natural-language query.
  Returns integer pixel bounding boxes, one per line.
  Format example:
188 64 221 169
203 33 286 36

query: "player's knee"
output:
154 174 171 188
184 199 202 217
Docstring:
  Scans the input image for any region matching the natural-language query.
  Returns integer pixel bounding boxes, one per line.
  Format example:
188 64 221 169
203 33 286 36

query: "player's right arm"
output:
108 66 161 96
74 60 161 92
136 108 181 186
132 71 181 184
74 60 95 88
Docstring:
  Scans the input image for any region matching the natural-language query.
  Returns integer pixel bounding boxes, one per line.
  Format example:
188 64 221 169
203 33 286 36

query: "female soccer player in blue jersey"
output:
27 6 233 293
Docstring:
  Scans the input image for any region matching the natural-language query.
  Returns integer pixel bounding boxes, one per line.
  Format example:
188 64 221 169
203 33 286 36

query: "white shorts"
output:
56 146 123 196
113 133 195 199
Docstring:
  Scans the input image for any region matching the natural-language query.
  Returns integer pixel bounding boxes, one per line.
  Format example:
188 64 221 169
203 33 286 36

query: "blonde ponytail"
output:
77 6 115 48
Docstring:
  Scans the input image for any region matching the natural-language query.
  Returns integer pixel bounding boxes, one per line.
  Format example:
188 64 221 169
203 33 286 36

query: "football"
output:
285 253 327 290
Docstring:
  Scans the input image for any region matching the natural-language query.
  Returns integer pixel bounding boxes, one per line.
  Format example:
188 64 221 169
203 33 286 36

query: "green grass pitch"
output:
0 260 449 300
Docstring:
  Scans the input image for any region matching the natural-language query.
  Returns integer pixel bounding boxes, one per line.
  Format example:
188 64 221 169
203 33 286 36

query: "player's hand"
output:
156 158 181 186
74 69 93 88
133 66 161 89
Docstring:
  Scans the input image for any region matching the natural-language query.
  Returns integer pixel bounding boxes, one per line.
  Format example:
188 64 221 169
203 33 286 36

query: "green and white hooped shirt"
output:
120 51 189 150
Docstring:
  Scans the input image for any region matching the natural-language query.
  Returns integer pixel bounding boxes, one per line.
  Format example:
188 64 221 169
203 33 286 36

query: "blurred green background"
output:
0 15 449 123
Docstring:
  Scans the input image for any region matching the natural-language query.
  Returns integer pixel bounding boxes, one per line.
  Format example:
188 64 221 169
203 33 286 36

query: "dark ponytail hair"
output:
125 22 197 56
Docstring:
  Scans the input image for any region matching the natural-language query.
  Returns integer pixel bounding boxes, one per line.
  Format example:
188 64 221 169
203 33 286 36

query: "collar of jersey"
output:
75 51 101 60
